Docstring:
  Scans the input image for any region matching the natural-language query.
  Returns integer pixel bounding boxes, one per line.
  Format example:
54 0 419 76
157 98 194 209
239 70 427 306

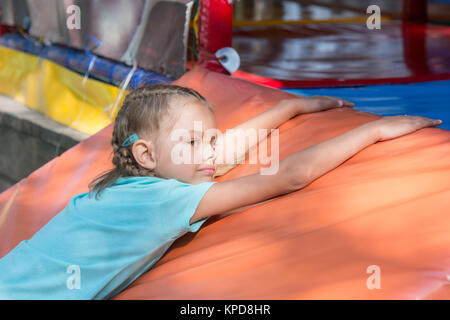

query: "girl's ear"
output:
132 139 156 170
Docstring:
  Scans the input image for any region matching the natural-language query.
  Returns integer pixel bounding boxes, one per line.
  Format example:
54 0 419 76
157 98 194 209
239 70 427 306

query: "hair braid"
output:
111 136 152 177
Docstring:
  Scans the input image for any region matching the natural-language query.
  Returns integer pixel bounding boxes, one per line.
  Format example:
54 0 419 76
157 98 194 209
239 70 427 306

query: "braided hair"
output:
88 84 212 199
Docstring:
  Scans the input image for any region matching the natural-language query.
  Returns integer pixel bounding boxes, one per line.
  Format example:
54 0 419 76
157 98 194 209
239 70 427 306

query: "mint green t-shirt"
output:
0 176 216 299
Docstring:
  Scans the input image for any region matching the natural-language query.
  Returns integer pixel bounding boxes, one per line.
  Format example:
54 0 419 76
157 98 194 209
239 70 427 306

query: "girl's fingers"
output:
417 116 442 125
415 116 442 127
429 119 442 126
334 99 354 108
340 99 355 107
394 115 443 128
322 96 355 107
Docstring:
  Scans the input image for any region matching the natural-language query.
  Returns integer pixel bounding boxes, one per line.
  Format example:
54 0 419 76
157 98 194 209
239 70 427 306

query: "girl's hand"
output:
283 96 355 114
369 115 443 141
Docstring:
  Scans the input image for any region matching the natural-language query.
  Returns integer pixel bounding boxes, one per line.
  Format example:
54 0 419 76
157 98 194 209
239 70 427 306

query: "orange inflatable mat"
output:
1 66 450 299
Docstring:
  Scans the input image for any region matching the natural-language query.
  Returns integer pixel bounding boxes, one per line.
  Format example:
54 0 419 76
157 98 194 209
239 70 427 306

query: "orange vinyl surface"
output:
1 66 450 299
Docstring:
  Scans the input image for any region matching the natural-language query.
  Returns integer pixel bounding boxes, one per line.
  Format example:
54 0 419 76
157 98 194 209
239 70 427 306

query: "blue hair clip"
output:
121 133 139 147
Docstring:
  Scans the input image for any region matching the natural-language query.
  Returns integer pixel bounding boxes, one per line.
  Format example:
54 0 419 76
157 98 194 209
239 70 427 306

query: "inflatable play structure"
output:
1 66 450 299
0 0 449 299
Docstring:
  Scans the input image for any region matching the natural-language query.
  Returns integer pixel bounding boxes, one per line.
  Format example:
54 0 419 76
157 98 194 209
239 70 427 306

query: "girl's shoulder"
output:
112 175 167 187
102 176 174 198
78 176 172 204
111 176 200 191
82 176 213 205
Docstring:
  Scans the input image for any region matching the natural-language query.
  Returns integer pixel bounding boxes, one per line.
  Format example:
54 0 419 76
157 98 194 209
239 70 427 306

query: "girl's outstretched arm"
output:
214 96 354 176
228 96 354 135
192 115 442 224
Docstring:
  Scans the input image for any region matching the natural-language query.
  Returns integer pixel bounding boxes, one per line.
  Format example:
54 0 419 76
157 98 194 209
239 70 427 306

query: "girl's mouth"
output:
198 167 215 175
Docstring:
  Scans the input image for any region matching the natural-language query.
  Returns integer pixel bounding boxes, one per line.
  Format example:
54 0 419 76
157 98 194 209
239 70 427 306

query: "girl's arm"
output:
192 115 442 224
214 96 354 176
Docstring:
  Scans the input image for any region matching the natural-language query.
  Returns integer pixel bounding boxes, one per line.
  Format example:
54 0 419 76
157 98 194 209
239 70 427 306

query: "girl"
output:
0 84 442 299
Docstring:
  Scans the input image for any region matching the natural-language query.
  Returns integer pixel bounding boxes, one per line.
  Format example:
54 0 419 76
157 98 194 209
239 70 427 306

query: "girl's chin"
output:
191 176 215 184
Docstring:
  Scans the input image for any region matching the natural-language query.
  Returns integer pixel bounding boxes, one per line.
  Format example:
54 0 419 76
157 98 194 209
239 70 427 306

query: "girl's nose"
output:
203 141 216 163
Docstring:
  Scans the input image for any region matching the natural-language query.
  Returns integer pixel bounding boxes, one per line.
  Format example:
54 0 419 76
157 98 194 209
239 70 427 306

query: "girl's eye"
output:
190 139 199 146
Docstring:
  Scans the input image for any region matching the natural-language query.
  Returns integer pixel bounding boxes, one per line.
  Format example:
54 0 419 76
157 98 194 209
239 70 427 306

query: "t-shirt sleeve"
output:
161 179 217 236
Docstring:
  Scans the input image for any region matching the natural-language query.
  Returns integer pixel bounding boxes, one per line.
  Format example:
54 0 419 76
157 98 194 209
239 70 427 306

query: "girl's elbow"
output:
280 164 312 193
290 173 312 192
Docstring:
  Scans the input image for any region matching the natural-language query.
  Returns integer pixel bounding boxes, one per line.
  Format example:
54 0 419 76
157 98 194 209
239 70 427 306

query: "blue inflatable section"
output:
429 0 450 3
284 80 450 130
0 33 173 89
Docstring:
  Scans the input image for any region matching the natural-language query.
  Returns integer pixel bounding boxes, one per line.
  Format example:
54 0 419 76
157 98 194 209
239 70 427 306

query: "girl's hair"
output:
88 84 211 199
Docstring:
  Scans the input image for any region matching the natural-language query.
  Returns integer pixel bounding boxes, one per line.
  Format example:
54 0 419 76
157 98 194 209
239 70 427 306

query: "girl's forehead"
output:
170 99 216 131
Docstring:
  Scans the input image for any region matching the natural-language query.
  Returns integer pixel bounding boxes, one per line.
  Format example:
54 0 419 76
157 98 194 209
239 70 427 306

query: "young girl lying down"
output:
0 84 442 299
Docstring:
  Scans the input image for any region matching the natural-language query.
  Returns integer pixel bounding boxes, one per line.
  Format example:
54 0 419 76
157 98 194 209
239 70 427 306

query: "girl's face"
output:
153 97 217 185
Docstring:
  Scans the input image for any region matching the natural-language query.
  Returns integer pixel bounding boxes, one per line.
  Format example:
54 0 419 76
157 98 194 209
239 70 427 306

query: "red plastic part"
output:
403 0 428 23
232 70 450 89
0 24 10 36
197 0 233 74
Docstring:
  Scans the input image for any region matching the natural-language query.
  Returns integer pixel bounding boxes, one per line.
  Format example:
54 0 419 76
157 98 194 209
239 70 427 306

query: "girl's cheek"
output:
194 148 200 162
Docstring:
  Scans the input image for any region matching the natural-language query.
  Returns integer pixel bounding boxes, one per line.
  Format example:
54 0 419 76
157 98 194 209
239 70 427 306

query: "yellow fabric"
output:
0 46 127 135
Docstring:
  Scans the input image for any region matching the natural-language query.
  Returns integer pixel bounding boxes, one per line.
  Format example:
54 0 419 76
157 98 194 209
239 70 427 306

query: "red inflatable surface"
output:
1 66 450 299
